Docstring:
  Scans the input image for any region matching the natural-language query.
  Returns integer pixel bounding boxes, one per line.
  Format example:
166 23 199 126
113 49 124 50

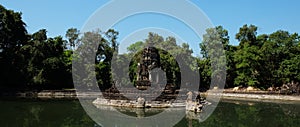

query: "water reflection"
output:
0 98 299 127
94 104 183 118
174 99 300 127
0 98 99 127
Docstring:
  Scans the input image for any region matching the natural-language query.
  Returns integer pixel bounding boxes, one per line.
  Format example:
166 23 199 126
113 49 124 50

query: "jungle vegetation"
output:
1 5 300 91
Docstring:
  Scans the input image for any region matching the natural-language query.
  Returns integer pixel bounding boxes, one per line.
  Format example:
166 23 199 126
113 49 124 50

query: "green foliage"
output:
199 25 300 89
18 30 72 89
234 25 261 87
73 29 119 90
65 28 80 50
0 5 28 87
1 4 300 91
127 41 144 53
258 31 300 88
126 34 192 89
0 5 27 53
199 26 228 89
198 59 211 90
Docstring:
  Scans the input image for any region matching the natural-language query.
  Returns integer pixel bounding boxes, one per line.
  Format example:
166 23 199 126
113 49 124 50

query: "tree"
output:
0 5 27 55
199 26 227 89
234 24 261 87
278 55 300 84
3 3 300 92
20 29 48 86
18 29 72 89
76 29 119 90
105 29 119 51
127 41 144 53
126 33 197 89
235 24 258 46
145 32 164 45
257 31 300 88
65 28 80 50
0 5 28 87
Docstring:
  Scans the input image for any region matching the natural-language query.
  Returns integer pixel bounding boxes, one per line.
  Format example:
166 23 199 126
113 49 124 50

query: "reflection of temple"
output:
136 47 161 90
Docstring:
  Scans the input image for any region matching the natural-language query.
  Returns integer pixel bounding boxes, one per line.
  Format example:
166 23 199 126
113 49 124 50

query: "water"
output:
0 98 299 127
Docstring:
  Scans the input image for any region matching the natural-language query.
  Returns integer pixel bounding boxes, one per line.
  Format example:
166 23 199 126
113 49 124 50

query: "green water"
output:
0 98 299 127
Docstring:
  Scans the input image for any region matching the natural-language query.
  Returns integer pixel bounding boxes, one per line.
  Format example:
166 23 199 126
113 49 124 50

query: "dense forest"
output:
1 5 300 92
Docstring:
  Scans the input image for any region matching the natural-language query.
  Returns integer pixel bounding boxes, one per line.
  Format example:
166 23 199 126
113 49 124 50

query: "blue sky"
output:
1 0 300 55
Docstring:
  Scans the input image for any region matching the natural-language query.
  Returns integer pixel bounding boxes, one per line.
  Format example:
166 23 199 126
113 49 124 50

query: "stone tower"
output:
136 46 160 90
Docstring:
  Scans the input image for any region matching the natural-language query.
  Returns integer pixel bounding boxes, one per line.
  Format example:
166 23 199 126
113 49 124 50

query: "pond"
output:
0 98 299 127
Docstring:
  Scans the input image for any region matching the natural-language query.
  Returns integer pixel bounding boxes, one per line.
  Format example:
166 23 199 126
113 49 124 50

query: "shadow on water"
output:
0 98 299 127
0 98 99 127
114 107 166 118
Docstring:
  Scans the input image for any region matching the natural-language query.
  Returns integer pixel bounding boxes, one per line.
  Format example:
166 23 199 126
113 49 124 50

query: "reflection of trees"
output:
1 99 299 126
174 100 300 127
279 103 300 118
22 105 43 127
0 99 97 126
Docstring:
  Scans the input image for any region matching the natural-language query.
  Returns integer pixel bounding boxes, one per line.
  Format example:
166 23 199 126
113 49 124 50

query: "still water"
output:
0 98 299 127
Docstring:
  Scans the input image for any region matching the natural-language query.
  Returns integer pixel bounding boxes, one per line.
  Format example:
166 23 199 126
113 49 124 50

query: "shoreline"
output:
1 90 300 102
219 93 300 101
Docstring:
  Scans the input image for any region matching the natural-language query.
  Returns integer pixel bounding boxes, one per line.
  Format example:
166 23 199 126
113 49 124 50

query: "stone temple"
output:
136 46 161 90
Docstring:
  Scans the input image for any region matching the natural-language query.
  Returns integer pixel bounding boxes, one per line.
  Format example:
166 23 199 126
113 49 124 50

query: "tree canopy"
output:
1 4 300 92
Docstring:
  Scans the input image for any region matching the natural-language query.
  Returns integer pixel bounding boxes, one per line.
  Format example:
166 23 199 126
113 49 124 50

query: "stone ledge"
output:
217 93 300 101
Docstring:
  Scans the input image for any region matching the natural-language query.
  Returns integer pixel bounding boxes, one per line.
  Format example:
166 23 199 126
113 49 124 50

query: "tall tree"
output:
200 26 228 89
65 28 80 50
235 24 258 46
0 5 27 55
77 29 119 90
105 29 119 51
145 32 164 45
0 5 28 87
234 24 261 87
19 29 71 89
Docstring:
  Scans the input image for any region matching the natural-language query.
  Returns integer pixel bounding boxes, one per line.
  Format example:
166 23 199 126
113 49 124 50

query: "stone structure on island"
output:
93 91 210 114
185 91 207 113
136 97 146 108
93 45 210 114
136 46 160 90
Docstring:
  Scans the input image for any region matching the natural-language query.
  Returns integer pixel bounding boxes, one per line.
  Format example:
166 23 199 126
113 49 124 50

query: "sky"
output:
1 0 300 56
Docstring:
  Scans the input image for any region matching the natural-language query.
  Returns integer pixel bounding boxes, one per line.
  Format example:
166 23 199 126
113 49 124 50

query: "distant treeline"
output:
0 5 299 91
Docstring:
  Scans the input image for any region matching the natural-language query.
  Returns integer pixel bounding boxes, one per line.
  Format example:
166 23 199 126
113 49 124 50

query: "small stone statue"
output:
186 91 193 102
137 97 146 108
